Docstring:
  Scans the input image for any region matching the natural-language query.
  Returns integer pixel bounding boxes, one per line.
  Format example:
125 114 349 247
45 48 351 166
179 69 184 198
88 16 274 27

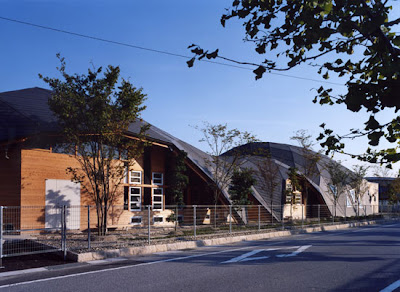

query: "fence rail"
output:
0 203 398 264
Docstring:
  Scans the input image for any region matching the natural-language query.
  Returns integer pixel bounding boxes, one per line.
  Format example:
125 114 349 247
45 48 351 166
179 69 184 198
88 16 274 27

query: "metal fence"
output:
0 203 399 264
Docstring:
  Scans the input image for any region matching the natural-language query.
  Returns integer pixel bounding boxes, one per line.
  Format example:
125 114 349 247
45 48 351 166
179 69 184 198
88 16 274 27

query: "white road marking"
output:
380 279 400 292
222 249 265 264
221 245 310 263
276 245 312 257
0 222 398 289
0 241 284 289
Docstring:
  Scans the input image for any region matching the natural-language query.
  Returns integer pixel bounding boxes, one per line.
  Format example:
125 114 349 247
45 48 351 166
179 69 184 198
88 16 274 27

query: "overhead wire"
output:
0 15 344 86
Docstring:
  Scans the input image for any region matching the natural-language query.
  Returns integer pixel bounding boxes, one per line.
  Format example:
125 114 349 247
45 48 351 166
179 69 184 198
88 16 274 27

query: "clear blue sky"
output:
1 0 398 175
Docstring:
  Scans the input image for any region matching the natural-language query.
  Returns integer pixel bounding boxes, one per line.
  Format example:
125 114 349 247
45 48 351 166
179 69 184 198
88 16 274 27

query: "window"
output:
130 187 142 211
152 172 163 185
130 216 142 225
153 216 163 224
130 171 142 184
347 189 355 207
152 188 163 210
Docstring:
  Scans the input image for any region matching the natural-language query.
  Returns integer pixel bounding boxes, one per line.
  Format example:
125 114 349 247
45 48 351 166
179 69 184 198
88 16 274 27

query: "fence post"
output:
258 205 261 231
281 204 284 231
229 205 232 235
193 205 197 239
87 206 91 250
344 202 347 222
0 206 3 268
148 205 151 245
301 204 304 229
60 206 64 253
63 205 67 261
318 204 320 227
332 205 335 225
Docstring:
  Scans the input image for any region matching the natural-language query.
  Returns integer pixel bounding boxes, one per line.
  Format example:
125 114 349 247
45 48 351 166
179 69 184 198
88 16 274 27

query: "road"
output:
0 222 399 292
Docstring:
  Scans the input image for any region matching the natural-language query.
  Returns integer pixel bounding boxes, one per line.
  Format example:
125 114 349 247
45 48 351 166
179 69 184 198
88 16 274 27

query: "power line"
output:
0 15 344 86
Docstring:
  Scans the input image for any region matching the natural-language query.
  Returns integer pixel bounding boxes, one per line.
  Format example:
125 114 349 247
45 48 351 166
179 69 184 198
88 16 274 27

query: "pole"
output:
258 205 261 231
332 204 334 225
0 206 3 268
87 206 91 250
63 205 67 261
193 205 197 239
229 205 232 235
148 205 151 245
301 204 304 229
344 201 347 222
318 204 320 227
60 206 64 253
281 204 284 231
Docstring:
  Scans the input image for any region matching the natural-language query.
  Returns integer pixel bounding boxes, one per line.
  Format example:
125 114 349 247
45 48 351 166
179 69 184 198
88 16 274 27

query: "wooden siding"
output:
0 146 21 206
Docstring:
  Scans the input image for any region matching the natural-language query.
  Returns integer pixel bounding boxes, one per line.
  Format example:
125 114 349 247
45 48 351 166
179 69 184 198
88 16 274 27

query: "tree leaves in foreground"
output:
229 168 256 206
187 1 400 166
40 55 147 235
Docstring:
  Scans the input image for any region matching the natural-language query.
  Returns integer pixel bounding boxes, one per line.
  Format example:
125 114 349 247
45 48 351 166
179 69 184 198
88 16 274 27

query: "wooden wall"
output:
0 145 21 206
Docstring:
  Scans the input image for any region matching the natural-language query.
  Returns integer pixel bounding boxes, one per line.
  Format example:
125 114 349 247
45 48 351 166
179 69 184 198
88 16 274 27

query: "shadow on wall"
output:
38 189 71 229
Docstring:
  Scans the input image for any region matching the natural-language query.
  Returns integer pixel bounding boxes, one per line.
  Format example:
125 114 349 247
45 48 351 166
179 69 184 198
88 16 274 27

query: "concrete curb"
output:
68 220 380 262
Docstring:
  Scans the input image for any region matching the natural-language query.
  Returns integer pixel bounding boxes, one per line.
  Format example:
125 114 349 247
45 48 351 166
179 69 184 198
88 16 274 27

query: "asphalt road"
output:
0 222 399 292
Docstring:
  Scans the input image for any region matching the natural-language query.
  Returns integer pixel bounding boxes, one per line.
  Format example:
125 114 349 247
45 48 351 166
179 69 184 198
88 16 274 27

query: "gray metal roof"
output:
222 142 357 217
0 87 225 200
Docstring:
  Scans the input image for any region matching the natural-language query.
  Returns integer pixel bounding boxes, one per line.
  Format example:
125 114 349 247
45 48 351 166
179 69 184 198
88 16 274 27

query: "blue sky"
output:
1 0 399 175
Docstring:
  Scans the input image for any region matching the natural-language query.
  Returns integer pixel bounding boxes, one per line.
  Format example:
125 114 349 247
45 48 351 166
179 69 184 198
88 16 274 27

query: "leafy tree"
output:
188 1 400 165
168 150 189 206
286 167 302 205
388 177 400 206
290 130 322 208
197 122 257 205
255 150 280 219
350 165 369 217
229 168 256 206
40 55 147 235
166 150 189 231
326 160 348 217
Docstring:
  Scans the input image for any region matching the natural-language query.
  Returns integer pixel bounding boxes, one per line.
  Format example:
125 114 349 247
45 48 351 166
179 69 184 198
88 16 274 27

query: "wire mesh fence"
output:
0 203 398 262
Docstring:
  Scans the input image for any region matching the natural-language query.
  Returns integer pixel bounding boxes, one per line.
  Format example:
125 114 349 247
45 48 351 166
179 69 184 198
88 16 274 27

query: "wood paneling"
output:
0 146 21 206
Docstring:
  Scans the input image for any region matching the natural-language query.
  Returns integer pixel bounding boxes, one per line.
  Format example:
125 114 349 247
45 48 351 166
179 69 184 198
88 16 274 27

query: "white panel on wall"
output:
45 179 81 229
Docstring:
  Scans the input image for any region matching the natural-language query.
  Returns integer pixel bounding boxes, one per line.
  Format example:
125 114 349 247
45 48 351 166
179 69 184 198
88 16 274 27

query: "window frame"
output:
152 172 163 185
129 170 142 185
130 216 142 225
129 187 142 211
152 188 163 210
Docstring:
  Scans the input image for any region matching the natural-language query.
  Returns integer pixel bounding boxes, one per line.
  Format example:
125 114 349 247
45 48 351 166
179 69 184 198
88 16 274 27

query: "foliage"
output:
388 177 400 205
290 130 322 206
350 165 369 216
40 55 147 235
255 149 280 209
229 168 256 205
197 122 258 204
187 0 400 165
286 167 302 205
168 150 189 206
325 160 348 216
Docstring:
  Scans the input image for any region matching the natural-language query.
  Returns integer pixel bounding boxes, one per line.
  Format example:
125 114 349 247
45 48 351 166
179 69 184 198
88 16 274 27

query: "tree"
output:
255 150 281 220
229 168 256 206
187 1 400 165
197 122 257 205
388 178 400 206
167 150 189 206
350 165 369 217
290 130 322 208
40 55 147 235
166 150 189 231
326 160 348 217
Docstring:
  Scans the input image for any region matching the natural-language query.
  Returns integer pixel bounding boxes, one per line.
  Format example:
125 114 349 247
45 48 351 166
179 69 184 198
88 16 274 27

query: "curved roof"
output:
222 142 355 218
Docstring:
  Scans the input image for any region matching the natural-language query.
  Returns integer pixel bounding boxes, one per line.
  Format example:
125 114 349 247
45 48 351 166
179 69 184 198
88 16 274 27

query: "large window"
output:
129 171 142 184
152 172 163 185
152 188 163 210
130 187 142 211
